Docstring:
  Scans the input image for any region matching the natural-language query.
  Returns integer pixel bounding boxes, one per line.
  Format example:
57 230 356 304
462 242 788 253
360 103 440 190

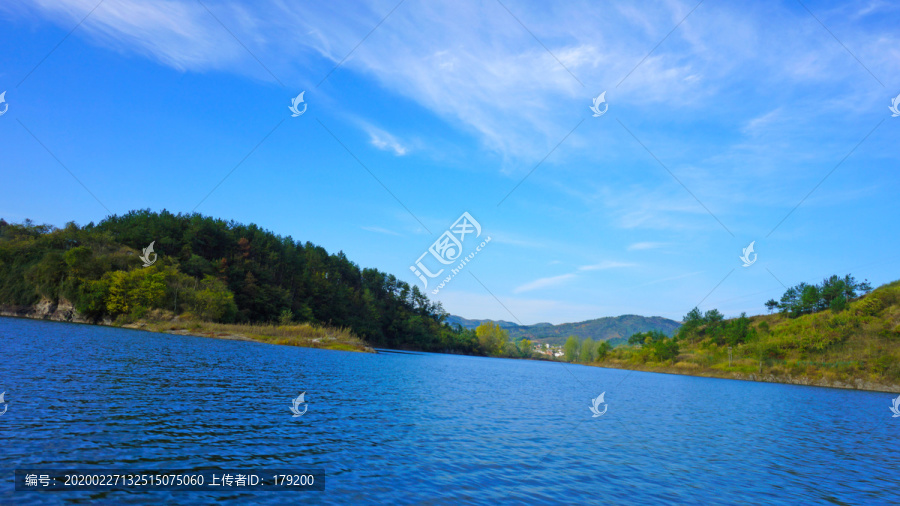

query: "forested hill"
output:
445 316 525 330
447 314 681 345
0 210 479 352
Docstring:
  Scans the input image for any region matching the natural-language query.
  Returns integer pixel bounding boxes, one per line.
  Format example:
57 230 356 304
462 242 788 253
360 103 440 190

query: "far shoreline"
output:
4 309 898 394
574 359 900 394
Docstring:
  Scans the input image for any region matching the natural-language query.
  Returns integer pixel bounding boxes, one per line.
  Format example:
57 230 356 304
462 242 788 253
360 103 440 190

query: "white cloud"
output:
627 242 667 251
513 273 576 294
602 185 723 232
365 125 408 156
513 260 634 293
28 0 248 71
741 108 783 136
578 260 636 271
18 0 900 165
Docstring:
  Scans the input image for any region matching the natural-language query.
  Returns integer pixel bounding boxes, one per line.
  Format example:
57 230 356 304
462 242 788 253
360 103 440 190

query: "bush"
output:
189 275 238 322
74 278 110 319
129 305 149 321
650 338 679 362
855 295 884 317
596 341 611 360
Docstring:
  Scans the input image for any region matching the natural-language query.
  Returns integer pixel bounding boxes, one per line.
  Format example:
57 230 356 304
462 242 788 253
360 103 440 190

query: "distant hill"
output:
445 315 524 330
446 314 681 346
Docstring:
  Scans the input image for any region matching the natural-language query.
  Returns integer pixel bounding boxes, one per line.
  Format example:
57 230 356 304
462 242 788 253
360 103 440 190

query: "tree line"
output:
765 274 871 317
675 308 753 347
563 335 612 363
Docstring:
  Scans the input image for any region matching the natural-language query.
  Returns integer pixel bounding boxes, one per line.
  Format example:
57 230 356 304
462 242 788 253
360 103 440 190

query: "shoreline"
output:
0 303 374 354
3 303 897 393
573 359 900 394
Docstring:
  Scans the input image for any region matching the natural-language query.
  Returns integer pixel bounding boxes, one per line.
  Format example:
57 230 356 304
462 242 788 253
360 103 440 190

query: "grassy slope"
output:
588 280 900 392
121 311 374 353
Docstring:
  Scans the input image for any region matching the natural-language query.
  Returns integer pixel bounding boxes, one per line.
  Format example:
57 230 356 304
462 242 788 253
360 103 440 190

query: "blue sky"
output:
1 0 898 324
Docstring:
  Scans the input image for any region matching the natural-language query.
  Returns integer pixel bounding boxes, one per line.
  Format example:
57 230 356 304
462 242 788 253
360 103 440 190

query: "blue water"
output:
1 316 898 504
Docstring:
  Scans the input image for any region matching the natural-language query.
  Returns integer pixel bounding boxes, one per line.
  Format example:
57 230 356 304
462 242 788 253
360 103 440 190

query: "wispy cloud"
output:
513 273 576 294
741 108 783 136
514 260 634 293
632 270 703 288
18 0 900 164
365 125 408 156
26 0 248 71
13 0 900 326
627 242 667 251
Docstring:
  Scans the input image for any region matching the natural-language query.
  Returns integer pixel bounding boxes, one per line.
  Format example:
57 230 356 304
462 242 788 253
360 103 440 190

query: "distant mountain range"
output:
445 314 682 346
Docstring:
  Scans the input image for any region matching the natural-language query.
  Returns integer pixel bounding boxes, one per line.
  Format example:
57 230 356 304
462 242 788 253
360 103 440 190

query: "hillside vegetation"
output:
0 211 483 353
562 275 900 390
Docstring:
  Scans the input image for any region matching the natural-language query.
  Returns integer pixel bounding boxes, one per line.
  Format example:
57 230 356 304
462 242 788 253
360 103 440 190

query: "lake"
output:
1 316 897 504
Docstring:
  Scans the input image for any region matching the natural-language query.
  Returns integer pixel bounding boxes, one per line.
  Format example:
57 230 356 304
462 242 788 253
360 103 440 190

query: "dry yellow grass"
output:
138 318 374 353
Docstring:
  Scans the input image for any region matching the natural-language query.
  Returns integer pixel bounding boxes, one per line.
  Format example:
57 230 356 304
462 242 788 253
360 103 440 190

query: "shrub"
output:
104 268 166 315
189 275 238 322
650 338 679 362
596 341 611 360
855 295 884 317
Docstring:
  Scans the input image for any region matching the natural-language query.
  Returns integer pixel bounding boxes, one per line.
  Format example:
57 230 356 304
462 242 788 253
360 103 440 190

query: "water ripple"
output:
1 317 897 505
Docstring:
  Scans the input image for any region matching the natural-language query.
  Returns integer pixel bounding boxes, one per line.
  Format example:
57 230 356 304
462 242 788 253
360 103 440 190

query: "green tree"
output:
25 251 67 300
0 211 486 354
800 284 821 314
628 332 646 346
518 338 533 358
476 322 508 356
725 312 751 346
676 307 704 342
650 338 679 362
704 309 724 324
190 275 237 322
580 337 596 362
684 307 704 325
104 267 166 316
830 294 847 312
564 335 579 362
775 274 871 318
596 340 611 360
63 246 94 279
75 278 110 318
